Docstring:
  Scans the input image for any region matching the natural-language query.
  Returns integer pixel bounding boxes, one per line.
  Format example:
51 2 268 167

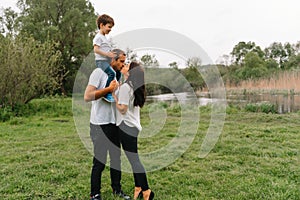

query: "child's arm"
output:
94 45 116 58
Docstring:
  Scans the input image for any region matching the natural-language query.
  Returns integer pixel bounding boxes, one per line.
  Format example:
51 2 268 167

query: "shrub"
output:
0 35 63 109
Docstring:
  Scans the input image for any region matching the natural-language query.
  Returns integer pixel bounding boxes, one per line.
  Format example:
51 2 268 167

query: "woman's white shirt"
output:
116 83 142 131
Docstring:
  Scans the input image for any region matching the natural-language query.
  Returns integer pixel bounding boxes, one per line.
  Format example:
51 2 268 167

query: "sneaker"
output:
90 194 102 200
103 93 115 102
113 190 131 200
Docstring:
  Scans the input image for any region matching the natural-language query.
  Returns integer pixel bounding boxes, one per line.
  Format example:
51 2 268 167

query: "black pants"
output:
90 123 121 196
119 122 149 191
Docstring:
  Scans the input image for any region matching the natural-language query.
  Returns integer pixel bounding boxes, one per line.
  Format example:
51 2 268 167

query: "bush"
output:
244 103 277 114
0 35 63 109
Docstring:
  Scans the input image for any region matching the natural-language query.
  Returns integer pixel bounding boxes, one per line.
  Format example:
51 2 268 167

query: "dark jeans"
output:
90 123 121 196
119 122 149 191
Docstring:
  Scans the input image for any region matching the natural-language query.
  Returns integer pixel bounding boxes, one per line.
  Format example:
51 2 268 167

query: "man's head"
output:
110 49 126 72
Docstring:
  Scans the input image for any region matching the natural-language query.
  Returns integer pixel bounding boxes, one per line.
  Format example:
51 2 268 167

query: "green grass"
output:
0 98 299 199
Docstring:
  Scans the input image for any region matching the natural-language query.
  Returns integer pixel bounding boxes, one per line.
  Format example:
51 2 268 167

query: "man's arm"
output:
84 80 117 102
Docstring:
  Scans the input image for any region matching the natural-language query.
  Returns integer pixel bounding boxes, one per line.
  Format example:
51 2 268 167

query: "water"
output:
146 92 300 113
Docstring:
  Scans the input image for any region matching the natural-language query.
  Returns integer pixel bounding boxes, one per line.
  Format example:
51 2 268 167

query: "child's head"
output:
96 14 114 30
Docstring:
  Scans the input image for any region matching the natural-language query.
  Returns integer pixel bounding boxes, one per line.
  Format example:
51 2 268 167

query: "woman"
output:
113 62 154 200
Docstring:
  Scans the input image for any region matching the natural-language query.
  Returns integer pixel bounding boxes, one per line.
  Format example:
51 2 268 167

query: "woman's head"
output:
126 62 146 108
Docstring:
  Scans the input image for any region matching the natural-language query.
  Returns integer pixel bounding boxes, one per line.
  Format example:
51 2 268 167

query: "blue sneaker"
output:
103 93 115 102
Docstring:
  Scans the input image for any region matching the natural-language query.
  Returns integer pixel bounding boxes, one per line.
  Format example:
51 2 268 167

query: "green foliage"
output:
0 7 19 36
244 103 277 114
231 41 265 64
235 52 268 80
145 68 195 95
0 35 62 109
283 53 300 69
181 66 205 91
15 0 97 94
0 97 72 121
141 54 159 68
264 42 296 68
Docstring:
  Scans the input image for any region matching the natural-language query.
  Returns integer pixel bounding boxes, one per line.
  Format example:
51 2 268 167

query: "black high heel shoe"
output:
137 191 143 199
142 189 154 200
149 191 154 200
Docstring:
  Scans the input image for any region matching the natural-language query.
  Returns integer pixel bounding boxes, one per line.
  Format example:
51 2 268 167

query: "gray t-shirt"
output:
116 83 142 131
93 32 112 60
88 68 116 125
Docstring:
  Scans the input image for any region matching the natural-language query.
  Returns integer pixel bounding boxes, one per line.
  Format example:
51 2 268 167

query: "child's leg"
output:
95 60 116 102
104 65 116 87
95 60 116 87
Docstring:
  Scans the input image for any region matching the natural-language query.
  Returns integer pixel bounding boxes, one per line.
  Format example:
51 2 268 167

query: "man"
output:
84 49 131 200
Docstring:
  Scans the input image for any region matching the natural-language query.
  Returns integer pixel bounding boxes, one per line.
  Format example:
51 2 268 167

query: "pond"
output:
146 92 300 114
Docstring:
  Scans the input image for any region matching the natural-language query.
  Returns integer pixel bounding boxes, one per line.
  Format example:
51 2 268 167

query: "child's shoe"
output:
103 93 115 102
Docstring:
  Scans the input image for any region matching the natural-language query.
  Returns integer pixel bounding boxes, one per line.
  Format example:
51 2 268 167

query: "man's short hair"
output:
111 49 126 60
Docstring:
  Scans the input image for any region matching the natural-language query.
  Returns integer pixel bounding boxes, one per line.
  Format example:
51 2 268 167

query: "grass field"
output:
0 97 299 199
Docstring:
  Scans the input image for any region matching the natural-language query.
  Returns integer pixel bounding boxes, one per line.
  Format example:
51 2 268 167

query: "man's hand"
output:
108 80 118 92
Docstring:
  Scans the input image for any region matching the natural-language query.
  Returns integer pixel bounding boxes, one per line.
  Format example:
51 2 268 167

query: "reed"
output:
226 70 300 95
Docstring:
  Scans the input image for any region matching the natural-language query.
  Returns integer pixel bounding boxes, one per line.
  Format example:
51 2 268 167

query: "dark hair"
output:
111 49 126 61
96 14 114 29
126 62 146 108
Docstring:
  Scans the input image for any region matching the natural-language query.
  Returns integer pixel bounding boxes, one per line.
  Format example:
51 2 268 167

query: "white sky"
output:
2 0 300 66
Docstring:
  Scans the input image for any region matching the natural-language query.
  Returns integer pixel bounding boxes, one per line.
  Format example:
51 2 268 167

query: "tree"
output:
236 52 267 79
168 61 178 69
284 54 300 69
0 35 62 108
182 57 205 91
15 0 97 94
125 48 138 62
264 42 296 68
231 41 264 64
186 57 201 68
294 41 300 55
0 7 19 36
216 54 231 66
140 54 159 68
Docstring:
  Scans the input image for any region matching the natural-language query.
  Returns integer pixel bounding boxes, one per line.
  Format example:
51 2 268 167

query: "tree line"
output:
1 0 300 110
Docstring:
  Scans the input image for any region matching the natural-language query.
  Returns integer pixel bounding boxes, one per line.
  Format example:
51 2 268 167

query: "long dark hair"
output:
125 62 146 108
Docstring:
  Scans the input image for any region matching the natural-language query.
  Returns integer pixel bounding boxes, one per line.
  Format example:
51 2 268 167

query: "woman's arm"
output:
113 92 128 114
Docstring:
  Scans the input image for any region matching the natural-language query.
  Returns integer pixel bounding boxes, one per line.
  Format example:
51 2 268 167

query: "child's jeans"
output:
96 60 116 87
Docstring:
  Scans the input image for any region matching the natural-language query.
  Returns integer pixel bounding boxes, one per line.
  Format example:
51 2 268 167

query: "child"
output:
93 14 121 102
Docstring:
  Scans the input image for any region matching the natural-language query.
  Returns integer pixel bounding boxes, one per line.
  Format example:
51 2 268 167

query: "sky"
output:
1 0 300 66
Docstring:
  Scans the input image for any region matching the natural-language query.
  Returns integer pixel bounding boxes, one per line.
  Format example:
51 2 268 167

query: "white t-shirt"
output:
116 83 142 131
93 32 112 60
88 68 116 125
